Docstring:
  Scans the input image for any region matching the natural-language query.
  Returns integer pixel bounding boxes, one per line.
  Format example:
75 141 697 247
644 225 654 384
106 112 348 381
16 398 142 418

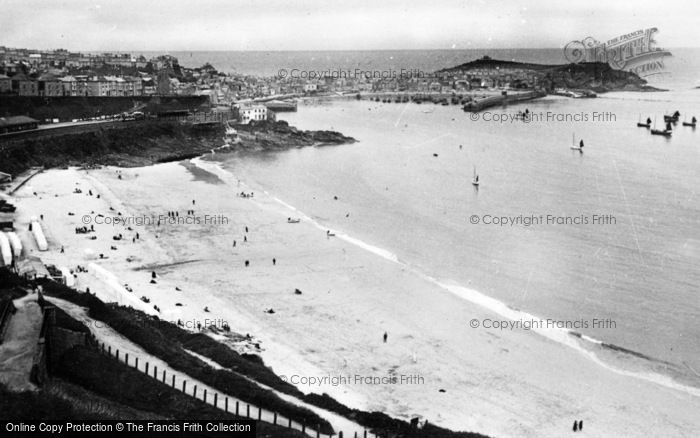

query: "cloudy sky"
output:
2 0 698 51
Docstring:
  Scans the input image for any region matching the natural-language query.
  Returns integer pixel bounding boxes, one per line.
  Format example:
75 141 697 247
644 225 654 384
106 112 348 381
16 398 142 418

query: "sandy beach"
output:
8 159 700 438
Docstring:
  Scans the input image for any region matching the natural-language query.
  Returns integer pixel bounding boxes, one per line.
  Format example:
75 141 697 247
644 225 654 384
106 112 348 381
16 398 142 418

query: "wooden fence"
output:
88 333 379 438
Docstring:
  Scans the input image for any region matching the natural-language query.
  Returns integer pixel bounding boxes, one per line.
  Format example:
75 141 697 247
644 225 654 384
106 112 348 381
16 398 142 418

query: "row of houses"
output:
0 47 154 70
0 73 167 97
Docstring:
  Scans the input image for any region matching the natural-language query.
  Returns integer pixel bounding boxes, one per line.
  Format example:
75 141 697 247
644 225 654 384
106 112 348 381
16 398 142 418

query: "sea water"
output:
217 93 700 389
165 47 700 386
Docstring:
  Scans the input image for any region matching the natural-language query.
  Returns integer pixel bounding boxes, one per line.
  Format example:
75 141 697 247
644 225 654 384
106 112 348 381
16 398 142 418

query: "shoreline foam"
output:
9 161 700 437
194 158 700 398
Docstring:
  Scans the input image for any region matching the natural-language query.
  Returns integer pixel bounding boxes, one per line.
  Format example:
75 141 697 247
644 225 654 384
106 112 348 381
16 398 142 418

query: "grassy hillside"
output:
39 277 334 434
38 271 489 438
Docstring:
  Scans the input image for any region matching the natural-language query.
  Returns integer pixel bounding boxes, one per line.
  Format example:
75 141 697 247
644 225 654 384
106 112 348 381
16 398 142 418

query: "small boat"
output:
637 115 651 128
471 166 480 187
650 118 672 136
682 116 697 127
570 133 584 151
663 110 680 123
287 217 300 224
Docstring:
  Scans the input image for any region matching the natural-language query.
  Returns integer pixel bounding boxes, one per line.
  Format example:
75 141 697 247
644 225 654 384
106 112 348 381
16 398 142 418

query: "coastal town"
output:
1 45 642 104
1 44 657 138
0 46 553 104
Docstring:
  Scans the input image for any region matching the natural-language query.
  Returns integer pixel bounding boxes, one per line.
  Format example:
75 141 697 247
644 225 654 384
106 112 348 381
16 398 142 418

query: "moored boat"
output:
637 115 651 128
663 110 681 123
650 117 672 137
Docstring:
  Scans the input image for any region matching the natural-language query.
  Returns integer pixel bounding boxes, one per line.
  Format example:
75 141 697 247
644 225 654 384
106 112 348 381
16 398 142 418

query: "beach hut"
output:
0 233 11 266
5 232 22 259
31 220 48 251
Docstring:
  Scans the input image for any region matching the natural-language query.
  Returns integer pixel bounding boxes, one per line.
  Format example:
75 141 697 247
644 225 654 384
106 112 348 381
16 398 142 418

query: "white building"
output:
238 104 267 124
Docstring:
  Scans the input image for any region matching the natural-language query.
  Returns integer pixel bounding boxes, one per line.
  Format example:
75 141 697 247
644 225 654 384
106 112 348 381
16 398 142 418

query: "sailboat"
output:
471 166 480 187
682 116 697 127
637 114 651 128
663 110 680 123
650 117 672 137
570 133 583 151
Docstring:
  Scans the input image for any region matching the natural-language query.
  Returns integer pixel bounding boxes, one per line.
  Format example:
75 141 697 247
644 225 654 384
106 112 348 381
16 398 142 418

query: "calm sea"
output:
194 49 700 386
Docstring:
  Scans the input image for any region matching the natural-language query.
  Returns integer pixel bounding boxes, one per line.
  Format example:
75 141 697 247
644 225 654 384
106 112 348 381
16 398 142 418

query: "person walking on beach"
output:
579 139 584 149
233 240 236 247
272 258 276 266
383 332 388 343
245 226 249 233
578 420 583 431
573 420 578 432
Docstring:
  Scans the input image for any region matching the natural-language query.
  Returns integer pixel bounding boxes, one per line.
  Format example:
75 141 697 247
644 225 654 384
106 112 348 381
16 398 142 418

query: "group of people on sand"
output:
572 420 584 432
73 186 101 199
75 225 94 234
239 191 254 198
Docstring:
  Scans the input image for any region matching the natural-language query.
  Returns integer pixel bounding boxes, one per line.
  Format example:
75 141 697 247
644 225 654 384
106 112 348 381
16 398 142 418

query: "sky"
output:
2 0 699 51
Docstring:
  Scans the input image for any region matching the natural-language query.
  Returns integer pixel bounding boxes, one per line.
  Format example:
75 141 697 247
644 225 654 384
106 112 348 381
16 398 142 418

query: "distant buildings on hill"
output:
0 46 217 98
1 47 553 104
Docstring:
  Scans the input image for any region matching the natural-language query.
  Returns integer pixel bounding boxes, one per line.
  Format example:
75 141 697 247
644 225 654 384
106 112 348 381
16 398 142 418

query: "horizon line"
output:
4 46 699 53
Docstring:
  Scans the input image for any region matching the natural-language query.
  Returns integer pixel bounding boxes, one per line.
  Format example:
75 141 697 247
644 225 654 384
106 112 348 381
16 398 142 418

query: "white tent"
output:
31 221 48 251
